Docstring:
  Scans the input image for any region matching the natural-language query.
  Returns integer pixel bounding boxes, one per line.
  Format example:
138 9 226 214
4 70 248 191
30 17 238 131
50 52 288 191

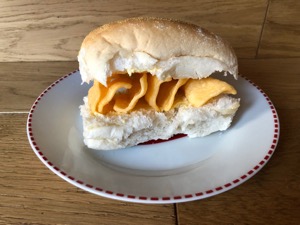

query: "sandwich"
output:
78 17 240 150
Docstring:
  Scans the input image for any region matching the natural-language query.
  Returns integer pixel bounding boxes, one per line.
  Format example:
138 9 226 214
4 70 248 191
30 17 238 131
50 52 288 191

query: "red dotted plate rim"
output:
26 70 280 204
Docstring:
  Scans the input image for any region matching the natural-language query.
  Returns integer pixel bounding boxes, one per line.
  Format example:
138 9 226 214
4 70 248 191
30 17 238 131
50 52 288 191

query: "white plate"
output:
27 70 279 204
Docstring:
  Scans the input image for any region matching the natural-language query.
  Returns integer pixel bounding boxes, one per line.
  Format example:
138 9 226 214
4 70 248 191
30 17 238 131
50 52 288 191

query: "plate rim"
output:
26 70 280 204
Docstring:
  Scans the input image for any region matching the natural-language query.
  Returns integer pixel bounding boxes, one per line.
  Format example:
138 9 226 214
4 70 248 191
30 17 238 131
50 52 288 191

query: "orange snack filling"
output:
88 73 237 114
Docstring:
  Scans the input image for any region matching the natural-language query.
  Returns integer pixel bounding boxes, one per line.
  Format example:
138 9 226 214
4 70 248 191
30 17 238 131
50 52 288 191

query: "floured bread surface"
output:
80 95 240 150
78 17 238 85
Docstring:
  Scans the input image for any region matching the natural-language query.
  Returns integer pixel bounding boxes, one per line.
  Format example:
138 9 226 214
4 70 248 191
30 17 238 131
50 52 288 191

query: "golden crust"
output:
78 17 238 84
81 17 233 57
83 17 212 46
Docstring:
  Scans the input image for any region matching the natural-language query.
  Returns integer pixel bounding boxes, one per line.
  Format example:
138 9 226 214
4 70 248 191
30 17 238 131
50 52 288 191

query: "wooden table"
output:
0 59 299 224
1 0 300 223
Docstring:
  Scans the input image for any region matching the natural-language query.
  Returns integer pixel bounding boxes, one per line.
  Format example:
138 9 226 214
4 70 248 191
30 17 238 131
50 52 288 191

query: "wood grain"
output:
258 0 300 57
0 0 267 61
0 113 176 225
0 61 78 112
238 58 300 109
177 58 300 225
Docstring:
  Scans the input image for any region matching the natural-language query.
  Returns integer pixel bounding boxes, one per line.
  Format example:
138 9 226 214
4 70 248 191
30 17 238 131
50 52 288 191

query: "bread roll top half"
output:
78 17 238 86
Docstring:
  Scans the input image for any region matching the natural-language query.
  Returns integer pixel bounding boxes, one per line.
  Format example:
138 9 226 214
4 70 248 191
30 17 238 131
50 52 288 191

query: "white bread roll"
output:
81 96 240 150
78 17 240 150
78 17 238 86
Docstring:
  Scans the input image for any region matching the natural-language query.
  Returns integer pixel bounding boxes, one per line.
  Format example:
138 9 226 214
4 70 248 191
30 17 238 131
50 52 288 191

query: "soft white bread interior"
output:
80 95 240 150
78 17 238 86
